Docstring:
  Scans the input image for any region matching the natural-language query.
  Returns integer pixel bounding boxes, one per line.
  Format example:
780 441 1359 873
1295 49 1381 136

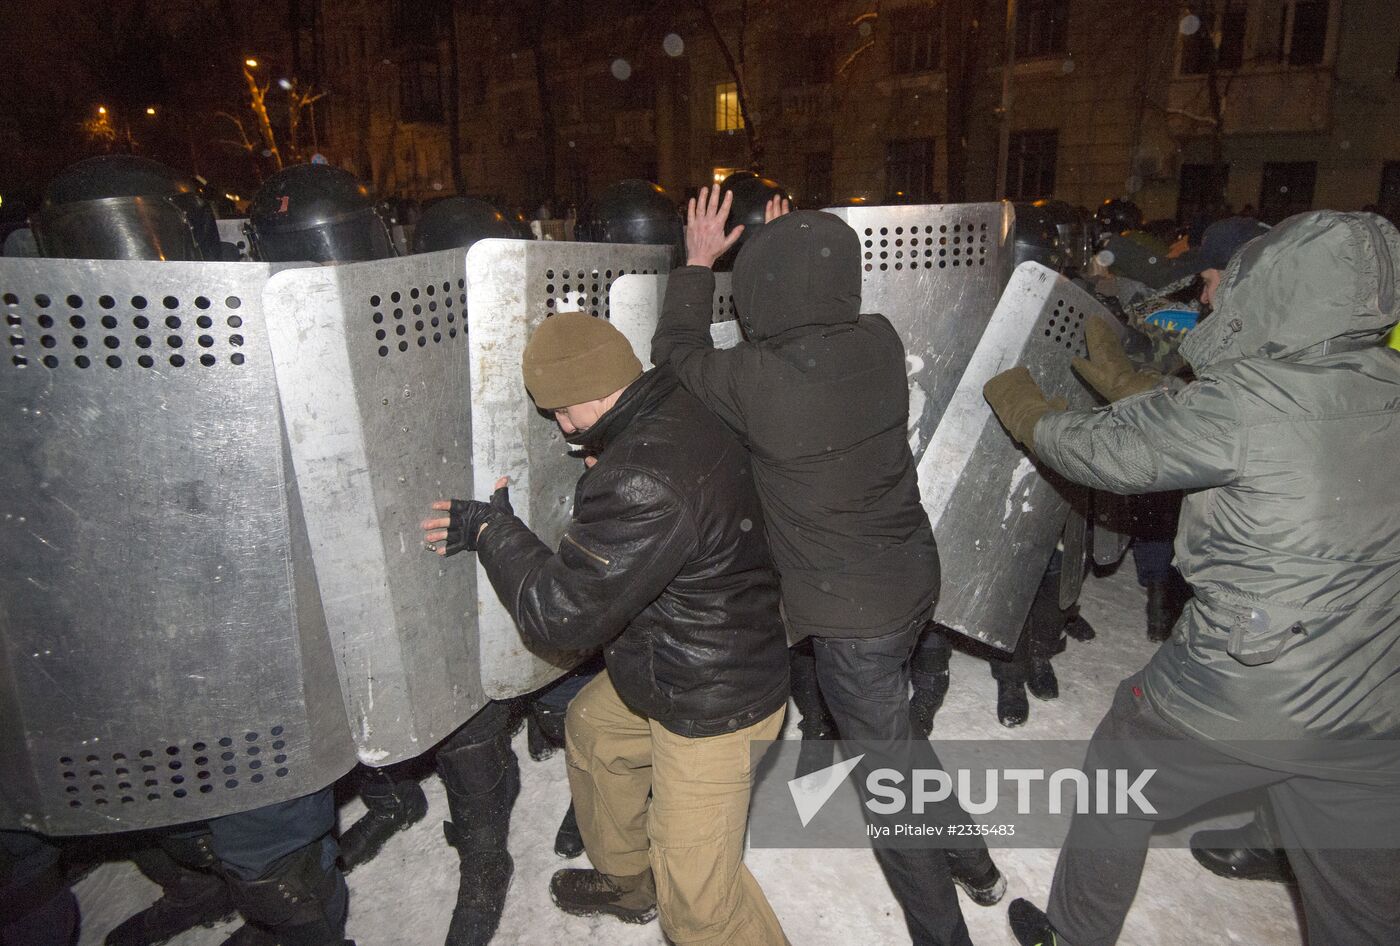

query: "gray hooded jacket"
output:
1033 211 1400 762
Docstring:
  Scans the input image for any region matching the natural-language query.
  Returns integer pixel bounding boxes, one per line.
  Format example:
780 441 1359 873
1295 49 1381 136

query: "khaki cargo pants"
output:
565 670 789 946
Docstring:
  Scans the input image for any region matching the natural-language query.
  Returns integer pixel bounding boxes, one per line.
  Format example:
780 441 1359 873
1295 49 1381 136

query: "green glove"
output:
983 366 1067 453
1071 317 1163 402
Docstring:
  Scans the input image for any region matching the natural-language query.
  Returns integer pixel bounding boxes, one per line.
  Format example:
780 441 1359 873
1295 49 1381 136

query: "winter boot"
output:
1008 898 1066 946
554 803 584 859
527 701 568 762
106 836 235 946
1190 813 1294 884
996 679 1029 728
549 868 657 924
909 667 950 740
338 767 428 872
221 841 348 946
437 727 521 946
1062 606 1096 642
1027 658 1059 702
1144 581 1175 642
947 850 1007 907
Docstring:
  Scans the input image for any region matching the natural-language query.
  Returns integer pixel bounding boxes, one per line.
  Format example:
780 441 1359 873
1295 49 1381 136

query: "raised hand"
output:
686 186 745 269
763 194 791 224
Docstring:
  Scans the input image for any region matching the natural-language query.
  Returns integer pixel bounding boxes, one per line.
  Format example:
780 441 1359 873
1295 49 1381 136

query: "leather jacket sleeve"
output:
475 465 697 653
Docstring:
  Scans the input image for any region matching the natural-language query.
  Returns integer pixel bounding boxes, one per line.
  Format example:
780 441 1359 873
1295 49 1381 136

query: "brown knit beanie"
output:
521 311 643 409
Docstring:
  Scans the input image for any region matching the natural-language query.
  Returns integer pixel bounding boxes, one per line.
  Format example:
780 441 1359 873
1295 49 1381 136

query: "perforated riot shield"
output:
823 203 1015 456
919 262 1101 649
0 258 356 836
465 239 671 699
262 249 489 766
609 271 739 369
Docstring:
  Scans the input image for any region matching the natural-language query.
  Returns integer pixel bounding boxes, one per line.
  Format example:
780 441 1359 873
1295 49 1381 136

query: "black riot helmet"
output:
1094 198 1144 240
716 171 791 270
31 155 223 262
246 164 395 263
578 179 684 247
1012 202 1069 274
411 197 515 254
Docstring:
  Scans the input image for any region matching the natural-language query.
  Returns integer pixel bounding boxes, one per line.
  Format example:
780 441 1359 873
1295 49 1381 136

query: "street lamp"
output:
145 107 157 116
245 58 258 68
97 106 108 115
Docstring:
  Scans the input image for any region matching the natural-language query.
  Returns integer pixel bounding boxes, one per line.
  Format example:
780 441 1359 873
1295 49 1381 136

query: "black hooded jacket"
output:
652 211 939 638
475 366 790 736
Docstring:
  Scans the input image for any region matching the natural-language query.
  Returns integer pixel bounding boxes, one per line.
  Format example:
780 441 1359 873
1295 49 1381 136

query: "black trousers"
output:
1047 677 1400 946
810 616 989 946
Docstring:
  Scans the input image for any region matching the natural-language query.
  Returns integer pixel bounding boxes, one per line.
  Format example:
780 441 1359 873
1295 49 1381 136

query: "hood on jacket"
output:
1181 210 1400 372
730 210 862 341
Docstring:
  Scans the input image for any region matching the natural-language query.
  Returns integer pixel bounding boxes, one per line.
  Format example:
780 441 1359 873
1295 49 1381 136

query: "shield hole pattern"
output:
542 267 660 321
57 726 291 808
861 222 991 274
1045 298 1089 356
2 291 247 371
713 292 737 324
369 278 466 358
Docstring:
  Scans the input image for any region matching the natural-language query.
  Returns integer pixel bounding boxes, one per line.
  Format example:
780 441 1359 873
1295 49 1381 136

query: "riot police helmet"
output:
715 171 791 270
246 164 395 263
578 179 684 247
412 197 515 254
1094 198 1144 239
31 155 223 262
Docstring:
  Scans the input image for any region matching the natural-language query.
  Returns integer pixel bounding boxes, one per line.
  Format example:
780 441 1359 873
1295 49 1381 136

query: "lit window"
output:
715 82 744 132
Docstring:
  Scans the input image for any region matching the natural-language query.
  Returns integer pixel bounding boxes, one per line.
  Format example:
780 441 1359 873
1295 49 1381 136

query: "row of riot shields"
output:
1 202 1127 837
0 240 667 836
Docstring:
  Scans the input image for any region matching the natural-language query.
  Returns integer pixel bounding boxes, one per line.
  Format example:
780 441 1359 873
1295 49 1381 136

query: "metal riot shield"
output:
465 239 671 698
262 249 490 765
822 203 1015 456
918 262 1100 650
608 271 740 369
0 258 356 835
1059 495 1089 609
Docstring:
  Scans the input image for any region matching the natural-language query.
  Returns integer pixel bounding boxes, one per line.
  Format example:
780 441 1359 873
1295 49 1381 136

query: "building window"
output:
1016 0 1069 59
1379 162 1400 220
885 137 935 203
715 82 744 133
804 152 833 208
1177 163 1230 222
399 57 443 123
890 8 941 75
1180 2 1247 74
1006 130 1058 200
1258 161 1316 224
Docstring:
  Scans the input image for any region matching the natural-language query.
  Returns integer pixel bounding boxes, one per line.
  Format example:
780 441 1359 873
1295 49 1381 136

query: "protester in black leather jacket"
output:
475 364 790 738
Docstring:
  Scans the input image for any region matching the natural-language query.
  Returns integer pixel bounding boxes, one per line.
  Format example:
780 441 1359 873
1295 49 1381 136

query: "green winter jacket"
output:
1033 211 1400 765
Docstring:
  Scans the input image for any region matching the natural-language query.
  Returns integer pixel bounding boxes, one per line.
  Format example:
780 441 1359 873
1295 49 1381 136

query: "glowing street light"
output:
97 105 108 115
145 106 157 116
245 58 258 68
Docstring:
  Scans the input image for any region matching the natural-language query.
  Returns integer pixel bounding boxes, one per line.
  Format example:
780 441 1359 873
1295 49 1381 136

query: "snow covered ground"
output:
72 565 1304 945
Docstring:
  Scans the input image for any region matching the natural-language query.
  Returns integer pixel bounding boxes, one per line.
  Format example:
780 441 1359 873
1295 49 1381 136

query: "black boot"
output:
1027 657 1059 701
1190 817 1294 884
221 841 348 946
437 723 520 946
549 868 657 924
527 702 568 762
1062 606 1096 642
996 679 1029 728
338 767 428 872
1008 898 1067 945
1145 581 1174 642
107 836 235 946
909 671 949 740
947 850 1007 907
554 803 584 859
